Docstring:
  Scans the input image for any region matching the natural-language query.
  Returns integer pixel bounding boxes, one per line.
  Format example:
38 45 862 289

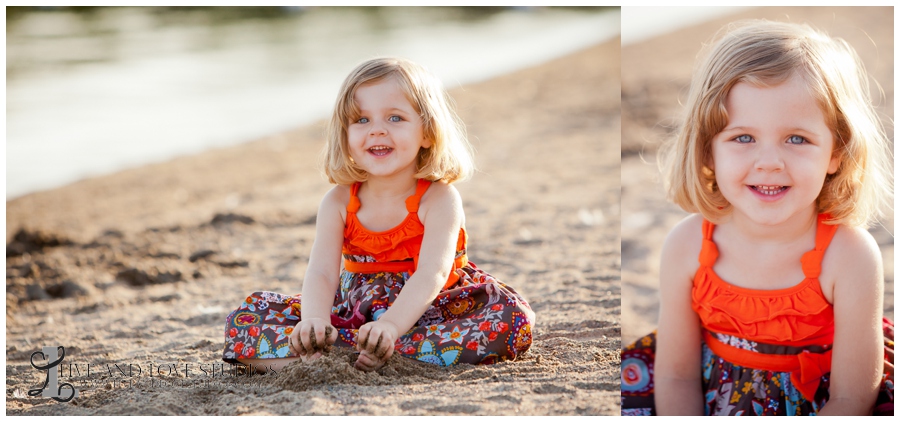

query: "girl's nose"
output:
368 121 387 136
754 143 784 172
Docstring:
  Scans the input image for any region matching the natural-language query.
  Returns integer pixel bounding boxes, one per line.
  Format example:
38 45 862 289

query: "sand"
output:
5 39 622 415
621 6 894 345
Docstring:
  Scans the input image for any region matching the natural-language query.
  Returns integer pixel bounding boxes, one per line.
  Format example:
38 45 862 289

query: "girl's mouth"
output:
749 185 789 196
368 146 393 156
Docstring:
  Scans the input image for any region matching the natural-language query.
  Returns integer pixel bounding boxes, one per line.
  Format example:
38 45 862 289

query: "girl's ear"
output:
827 153 840 174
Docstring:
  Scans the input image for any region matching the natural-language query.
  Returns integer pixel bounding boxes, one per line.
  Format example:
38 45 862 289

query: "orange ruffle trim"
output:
692 269 834 345
341 179 469 290
343 213 466 263
691 215 836 346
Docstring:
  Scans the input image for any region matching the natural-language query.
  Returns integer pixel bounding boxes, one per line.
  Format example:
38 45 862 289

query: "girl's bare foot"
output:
300 351 323 363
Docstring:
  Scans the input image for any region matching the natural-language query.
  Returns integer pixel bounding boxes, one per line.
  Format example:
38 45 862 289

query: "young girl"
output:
621 20 893 415
222 57 535 372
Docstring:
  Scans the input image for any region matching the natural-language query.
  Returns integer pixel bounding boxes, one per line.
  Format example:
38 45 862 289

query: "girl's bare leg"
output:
235 357 301 374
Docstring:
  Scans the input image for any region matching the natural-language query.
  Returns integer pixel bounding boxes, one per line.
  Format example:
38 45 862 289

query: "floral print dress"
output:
223 179 535 366
621 214 894 415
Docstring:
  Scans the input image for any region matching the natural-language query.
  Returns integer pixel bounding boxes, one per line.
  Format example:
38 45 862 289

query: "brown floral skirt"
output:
621 320 894 415
223 263 535 366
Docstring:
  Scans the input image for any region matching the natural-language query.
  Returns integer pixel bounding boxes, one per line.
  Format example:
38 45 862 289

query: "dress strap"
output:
405 179 432 213
698 219 719 268
800 213 839 279
347 182 362 213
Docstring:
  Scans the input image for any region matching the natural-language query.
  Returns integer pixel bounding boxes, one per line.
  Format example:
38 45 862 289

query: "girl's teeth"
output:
369 146 392 156
753 185 786 195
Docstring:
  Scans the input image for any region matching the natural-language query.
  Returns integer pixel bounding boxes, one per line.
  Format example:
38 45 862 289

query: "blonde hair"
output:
322 57 474 185
662 20 892 227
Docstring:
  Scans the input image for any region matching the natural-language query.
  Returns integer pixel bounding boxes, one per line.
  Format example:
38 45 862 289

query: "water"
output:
621 6 754 45
6 6 621 200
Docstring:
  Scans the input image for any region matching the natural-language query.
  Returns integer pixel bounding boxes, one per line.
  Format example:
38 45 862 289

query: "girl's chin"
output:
730 207 817 228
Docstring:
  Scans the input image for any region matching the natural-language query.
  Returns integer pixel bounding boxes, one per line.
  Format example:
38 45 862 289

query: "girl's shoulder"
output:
827 224 880 256
418 180 464 225
420 180 461 208
319 184 353 219
821 224 883 293
322 184 352 205
664 214 705 253
659 214 705 284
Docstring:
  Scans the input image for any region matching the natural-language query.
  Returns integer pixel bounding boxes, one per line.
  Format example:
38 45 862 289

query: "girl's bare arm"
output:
818 226 884 415
291 186 347 354
354 182 462 360
655 215 705 415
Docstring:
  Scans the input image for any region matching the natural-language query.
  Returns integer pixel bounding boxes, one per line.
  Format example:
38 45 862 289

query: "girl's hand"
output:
289 318 337 359
354 320 399 371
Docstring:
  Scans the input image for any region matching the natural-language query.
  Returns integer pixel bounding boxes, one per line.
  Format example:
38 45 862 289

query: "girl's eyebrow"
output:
356 103 412 111
356 107 414 115
720 125 822 136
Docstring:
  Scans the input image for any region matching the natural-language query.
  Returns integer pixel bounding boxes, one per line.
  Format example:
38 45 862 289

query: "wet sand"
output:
621 6 894 345
6 40 622 415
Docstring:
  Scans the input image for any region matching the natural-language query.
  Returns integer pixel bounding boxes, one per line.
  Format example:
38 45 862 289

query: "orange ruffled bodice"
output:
691 213 838 401
342 179 468 290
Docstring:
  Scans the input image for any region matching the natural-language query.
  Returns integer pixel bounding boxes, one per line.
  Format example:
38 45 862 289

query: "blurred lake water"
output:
6 6 620 199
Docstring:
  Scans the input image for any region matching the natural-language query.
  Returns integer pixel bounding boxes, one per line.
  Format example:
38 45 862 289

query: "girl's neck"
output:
725 207 819 244
361 174 418 199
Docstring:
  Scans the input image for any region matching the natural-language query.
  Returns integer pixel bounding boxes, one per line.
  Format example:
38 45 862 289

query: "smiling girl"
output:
222 57 534 372
621 20 893 416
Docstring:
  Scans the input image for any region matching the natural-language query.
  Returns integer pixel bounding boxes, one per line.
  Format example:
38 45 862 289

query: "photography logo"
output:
29 346 78 402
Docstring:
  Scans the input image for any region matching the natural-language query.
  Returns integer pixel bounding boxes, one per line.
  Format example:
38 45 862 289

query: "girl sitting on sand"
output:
621 21 893 415
222 57 534 372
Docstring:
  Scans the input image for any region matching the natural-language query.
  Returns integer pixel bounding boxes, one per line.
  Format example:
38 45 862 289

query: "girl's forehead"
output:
724 75 830 127
352 77 417 109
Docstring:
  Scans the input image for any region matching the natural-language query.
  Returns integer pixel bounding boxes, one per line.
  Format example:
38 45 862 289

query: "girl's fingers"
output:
354 351 370 370
357 325 370 351
327 325 338 345
289 327 302 356
354 351 379 372
367 332 384 354
289 333 298 355
375 340 393 360
291 321 337 357
311 326 323 350
299 325 315 355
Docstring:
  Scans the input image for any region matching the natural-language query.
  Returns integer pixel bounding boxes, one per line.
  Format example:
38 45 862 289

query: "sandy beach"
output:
7 6 892 416
621 6 894 345
6 38 622 415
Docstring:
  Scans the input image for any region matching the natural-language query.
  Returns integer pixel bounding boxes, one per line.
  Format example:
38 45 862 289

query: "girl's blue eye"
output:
735 134 753 143
787 135 806 145
357 117 369 124
389 115 402 122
